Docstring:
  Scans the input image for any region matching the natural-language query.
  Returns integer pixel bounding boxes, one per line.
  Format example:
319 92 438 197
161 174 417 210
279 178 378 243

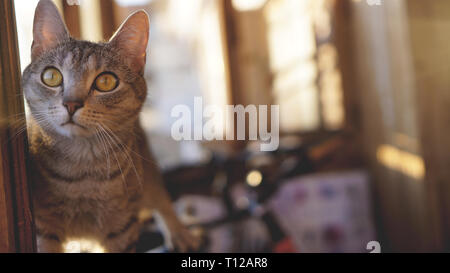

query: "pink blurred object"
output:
269 170 376 253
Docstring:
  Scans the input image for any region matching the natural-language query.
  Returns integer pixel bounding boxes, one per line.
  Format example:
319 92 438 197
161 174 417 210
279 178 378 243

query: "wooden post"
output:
99 0 117 40
0 0 35 253
62 0 81 39
221 0 273 150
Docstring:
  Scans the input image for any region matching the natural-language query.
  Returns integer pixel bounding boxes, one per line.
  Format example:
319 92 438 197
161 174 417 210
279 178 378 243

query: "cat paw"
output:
170 225 201 252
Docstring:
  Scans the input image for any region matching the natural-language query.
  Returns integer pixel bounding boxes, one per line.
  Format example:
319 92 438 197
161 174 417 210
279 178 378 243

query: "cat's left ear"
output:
109 10 149 75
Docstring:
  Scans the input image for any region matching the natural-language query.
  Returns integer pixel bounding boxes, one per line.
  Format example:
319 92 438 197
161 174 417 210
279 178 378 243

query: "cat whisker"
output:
103 121 157 167
3 115 49 145
101 124 142 188
94 127 111 180
102 119 138 138
97 125 128 195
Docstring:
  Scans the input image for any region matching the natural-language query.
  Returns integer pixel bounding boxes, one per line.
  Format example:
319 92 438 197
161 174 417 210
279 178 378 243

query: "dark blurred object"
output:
136 230 165 253
157 131 364 252
163 131 362 200
261 211 297 253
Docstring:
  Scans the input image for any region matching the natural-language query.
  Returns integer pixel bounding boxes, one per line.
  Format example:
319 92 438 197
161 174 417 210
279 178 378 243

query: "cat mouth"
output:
61 120 87 130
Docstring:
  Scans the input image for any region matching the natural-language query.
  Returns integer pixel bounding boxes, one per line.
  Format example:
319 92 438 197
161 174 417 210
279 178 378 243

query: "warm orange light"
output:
246 170 263 187
64 239 106 253
376 144 425 180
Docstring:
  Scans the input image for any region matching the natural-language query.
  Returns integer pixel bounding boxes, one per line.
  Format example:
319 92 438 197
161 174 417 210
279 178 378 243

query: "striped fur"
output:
23 0 198 253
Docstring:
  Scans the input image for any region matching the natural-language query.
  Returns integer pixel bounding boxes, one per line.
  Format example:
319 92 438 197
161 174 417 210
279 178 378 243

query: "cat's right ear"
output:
31 0 69 61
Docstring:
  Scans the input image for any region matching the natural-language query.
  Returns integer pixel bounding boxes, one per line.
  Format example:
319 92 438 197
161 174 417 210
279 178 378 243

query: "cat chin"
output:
56 123 92 138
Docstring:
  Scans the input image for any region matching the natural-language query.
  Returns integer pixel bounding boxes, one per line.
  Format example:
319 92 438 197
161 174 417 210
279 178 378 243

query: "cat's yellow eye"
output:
41 67 63 87
94 73 118 92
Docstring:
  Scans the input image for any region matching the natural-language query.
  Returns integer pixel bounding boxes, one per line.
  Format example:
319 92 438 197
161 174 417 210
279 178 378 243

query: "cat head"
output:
22 0 149 138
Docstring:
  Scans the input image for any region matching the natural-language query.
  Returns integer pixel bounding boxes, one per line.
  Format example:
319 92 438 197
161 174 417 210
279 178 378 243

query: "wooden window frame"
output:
0 0 36 253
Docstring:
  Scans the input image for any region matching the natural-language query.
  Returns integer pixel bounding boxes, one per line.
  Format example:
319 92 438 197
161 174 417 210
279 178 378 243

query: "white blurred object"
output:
14 0 39 71
115 0 153 6
175 195 233 253
66 0 80 5
232 0 267 11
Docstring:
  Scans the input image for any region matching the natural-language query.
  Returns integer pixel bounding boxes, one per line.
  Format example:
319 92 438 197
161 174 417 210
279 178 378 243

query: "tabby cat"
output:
22 0 197 253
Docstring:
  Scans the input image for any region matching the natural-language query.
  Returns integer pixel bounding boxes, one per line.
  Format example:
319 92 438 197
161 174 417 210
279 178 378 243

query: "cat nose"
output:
63 100 84 116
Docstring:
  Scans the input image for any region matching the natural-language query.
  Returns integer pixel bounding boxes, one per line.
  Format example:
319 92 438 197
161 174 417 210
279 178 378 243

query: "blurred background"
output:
12 0 450 252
